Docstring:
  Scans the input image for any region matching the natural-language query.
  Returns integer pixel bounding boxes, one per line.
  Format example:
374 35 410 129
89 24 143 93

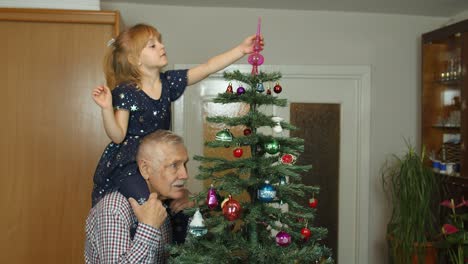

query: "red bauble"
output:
309 198 318 208
266 88 272 95
233 148 243 158
222 195 241 221
280 153 296 165
243 128 252 136
301 227 311 241
273 83 282 94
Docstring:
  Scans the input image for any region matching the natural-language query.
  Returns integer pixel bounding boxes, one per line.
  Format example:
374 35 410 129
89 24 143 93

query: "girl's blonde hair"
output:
104 23 161 89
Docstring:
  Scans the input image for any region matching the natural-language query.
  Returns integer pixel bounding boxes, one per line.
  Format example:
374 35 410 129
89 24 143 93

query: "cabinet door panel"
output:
461 32 468 178
0 10 118 264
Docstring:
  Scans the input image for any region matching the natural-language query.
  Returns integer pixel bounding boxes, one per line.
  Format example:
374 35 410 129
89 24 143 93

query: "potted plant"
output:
382 143 440 264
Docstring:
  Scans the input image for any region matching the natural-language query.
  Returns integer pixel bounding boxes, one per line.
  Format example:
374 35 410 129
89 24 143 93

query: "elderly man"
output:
85 130 194 263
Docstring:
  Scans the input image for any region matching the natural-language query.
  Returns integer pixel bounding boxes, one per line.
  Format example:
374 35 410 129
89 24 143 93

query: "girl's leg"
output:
118 172 150 204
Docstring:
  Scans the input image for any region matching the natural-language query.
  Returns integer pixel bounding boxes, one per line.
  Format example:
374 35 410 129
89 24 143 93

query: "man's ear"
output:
137 159 151 181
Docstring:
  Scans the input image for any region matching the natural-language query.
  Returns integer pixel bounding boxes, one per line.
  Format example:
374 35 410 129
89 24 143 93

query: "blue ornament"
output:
255 143 266 156
256 83 265 93
258 180 276 202
279 176 287 185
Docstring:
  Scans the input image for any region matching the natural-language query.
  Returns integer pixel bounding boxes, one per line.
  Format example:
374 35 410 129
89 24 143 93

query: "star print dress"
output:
91 69 188 207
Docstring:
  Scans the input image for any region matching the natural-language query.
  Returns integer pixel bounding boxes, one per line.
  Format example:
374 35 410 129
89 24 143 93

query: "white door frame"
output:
173 64 370 264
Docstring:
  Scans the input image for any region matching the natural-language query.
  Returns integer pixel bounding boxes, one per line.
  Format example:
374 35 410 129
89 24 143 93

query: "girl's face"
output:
139 36 168 70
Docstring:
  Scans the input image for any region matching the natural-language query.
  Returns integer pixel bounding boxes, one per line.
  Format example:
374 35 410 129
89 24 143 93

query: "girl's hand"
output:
92 85 112 110
240 34 264 55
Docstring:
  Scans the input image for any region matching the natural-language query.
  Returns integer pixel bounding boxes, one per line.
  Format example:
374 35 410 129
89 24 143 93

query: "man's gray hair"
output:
137 130 184 162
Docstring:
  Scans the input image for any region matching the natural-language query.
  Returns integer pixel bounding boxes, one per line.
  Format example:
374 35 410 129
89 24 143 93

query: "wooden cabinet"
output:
0 8 119 263
422 19 468 179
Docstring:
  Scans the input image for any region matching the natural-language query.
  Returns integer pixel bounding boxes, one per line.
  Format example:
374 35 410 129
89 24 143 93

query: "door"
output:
0 9 119 263
174 64 371 264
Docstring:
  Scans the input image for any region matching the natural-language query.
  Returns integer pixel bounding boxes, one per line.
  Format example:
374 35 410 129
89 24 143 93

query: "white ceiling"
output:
104 0 468 17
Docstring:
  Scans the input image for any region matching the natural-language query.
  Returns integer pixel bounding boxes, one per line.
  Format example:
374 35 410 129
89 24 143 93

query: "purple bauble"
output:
206 186 219 209
275 231 292 247
236 86 246 95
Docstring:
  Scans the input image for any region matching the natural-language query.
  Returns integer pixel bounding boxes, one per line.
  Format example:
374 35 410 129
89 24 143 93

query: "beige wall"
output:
101 2 448 263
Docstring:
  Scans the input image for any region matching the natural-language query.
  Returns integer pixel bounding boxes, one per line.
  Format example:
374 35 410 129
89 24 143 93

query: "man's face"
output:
148 142 189 200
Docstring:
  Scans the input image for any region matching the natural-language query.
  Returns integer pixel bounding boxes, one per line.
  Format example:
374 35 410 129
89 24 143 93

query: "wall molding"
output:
0 0 100 10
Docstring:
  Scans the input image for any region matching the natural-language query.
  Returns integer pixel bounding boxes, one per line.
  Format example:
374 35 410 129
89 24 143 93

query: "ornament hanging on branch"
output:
236 85 246 95
273 82 283 94
226 82 233 94
279 175 288 185
256 82 265 93
222 195 242 221
309 195 318 209
266 86 272 95
257 180 276 202
206 184 219 210
255 143 266 156
301 226 312 242
264 139 280 155
243 128 252 136
188 209 208 237
215 128 234 148
275 230 292 247
271 116 283 133
233 146 243 158
279 153 297 165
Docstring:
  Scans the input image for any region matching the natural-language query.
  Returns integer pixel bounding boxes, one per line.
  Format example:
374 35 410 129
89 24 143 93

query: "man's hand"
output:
169 189 195 214
129 192 167 229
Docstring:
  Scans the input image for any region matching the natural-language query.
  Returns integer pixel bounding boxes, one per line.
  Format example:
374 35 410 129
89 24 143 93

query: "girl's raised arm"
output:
92 85 129 143
187 34 263 86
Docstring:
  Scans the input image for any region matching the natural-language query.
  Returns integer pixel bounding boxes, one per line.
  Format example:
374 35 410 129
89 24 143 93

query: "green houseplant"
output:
382 143 440 264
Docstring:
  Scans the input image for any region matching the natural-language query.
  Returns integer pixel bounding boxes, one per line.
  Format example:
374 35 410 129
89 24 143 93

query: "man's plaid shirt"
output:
85 191 172 263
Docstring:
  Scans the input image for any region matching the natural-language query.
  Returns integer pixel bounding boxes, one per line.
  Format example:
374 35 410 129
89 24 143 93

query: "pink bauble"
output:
275 231 292 247
247 53 264 66
206 186 219 209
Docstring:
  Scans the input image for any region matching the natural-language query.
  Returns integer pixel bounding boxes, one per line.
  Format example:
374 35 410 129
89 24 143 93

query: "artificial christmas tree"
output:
170 20 333 264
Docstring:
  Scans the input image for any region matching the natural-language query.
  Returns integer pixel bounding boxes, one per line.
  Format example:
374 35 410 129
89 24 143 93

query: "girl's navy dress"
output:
92 70 188 207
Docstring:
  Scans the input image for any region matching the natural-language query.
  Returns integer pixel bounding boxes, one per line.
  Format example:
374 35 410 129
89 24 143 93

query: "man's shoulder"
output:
91 191 135 225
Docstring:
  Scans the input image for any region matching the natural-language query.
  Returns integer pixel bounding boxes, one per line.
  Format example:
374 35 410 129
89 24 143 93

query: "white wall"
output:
446 9 468 25
101 2 447 263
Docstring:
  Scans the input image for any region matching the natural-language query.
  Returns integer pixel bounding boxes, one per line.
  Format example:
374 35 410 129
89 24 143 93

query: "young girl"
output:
91 23 263 207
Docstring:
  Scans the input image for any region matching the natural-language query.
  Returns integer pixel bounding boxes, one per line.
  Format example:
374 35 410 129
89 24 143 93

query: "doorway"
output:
173 64 371 264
